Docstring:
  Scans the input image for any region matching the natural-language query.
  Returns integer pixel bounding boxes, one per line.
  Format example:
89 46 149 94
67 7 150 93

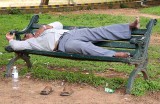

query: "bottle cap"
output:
13 66 16 69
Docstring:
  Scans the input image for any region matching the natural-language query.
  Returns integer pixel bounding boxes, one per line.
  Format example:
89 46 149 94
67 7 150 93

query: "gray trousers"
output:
58 24 131 57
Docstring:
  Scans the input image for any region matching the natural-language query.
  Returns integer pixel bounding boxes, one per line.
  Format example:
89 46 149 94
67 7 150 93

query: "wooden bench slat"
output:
131 29 147 35
21 49 130 62
94 41 136 49
131 35 143 38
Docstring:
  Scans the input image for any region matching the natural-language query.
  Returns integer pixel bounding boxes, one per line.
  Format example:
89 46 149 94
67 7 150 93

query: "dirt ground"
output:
0 8 160 104
0 78 160 104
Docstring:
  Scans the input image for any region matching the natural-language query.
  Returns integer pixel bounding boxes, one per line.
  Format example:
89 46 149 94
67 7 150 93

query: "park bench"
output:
5 14 157 94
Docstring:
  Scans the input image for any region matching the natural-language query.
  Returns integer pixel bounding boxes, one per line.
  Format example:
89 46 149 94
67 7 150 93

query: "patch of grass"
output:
140 6 160 16
148 45 160 59
0 14 159 96
25 67 125 89
132 79 160 96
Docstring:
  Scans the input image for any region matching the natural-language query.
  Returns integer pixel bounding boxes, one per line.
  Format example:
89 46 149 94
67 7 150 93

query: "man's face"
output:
24 33 34 40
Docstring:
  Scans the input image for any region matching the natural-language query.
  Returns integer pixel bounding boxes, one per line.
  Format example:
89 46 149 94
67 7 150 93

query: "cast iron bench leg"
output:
20 54 32 69
5 53 32 77
141 59 149 80
141 70 149 80
6 55 20 77
126 63 144 94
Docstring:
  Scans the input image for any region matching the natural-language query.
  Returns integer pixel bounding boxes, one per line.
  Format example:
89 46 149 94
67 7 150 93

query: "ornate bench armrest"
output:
9 14 40 40
130 37 145 45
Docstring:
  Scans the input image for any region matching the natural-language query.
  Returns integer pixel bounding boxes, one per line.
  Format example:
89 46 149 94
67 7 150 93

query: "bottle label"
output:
12 73 18 79
105 88 114 93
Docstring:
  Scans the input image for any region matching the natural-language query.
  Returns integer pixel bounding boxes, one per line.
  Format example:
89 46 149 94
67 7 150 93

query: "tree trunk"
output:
40 0 49 5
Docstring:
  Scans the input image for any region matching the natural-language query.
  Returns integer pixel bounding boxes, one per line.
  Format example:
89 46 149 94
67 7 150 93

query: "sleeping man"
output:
6 17 140 58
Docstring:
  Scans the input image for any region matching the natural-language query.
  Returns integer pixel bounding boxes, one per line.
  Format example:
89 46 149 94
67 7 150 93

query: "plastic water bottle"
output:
105 83 114 93
12 66 19 90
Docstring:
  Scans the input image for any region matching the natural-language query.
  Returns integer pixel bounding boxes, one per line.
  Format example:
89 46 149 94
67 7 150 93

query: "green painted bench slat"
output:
94 41 136 49
131 29 147 35
22 50 130 62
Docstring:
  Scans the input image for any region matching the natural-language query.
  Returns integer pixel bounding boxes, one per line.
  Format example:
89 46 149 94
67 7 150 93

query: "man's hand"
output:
34 25 53 38
34 27 45 38
6 32 15 41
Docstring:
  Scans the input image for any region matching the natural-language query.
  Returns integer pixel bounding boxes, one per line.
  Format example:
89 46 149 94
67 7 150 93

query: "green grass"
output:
140 6 160 16
0 13 160 96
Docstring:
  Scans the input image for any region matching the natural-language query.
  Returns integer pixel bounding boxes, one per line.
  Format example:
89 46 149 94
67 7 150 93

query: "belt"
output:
53 32 68 51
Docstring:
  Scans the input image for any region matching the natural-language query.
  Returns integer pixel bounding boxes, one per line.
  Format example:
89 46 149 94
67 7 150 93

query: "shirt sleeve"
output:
9 39 32 51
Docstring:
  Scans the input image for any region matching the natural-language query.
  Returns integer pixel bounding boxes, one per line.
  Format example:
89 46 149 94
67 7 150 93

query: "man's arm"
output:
34 25 53 38
34 21 63 38
6 33 32 50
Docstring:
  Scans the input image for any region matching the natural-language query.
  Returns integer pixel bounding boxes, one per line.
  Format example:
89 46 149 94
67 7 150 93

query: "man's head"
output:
23 33 34 40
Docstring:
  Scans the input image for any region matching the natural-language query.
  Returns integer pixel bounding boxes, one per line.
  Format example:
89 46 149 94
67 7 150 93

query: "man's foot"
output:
129 17 140 29
114 52 130 58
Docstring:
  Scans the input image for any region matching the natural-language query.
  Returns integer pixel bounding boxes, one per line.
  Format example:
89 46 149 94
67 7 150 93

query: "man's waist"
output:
53 32 69 51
